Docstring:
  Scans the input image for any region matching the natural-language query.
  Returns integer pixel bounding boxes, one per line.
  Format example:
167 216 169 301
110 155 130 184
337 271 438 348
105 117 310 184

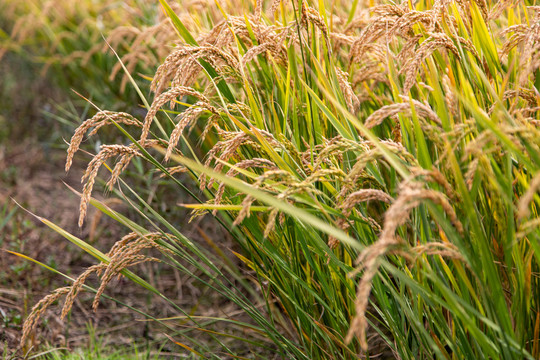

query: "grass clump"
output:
14 0 540 359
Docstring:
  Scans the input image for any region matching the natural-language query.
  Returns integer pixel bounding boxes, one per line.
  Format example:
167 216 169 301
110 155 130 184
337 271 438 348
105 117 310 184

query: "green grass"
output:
4 325 167 360
8 0 540 358
40 326 165 360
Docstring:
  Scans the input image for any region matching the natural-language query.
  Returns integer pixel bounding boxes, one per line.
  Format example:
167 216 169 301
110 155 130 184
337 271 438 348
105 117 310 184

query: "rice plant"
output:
16 0 540 358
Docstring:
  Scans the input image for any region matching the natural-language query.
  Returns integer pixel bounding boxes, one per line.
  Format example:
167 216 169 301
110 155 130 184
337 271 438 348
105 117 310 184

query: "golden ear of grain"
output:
340 189 393 211
66 111 141 172
346 179 463 348
400 33 460 94
364 97 442 130
335 67 360 113
200 129 280 190
329 189 392 248
21 232 173 348
518 13 540 86
410 242 464 261
61 264 105 319
300 1 328 38
166 102 219 162
142 86 210 143
263 208 280 238
79 145 141 227
20 287 71 347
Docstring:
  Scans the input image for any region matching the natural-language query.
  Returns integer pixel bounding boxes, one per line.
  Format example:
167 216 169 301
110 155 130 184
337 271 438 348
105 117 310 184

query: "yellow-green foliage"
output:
16 0 540 359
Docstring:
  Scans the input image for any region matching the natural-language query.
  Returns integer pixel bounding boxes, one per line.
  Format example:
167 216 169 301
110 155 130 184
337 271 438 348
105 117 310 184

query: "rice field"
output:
2 0 540 358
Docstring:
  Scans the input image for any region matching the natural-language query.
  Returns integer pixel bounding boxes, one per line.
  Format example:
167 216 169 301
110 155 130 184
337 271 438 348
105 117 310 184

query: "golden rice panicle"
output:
364 97 441 130
339 140 417 199
60 264 105 320
263 208 280 238
335 67 360 113
166 102 219 161
442 72 458 117
106 153 135 191
300 0 328 38
142 86 210 143
489 0 518 21
396 34 423 65
269 0 294 15
346 181 463 348
234 167 341 237
410 242 464 261
79 145 141 227
21 233 171 348
151 47 196 95
499 8 540 84
66 111 141 172
518 9 540 86
160 165 189 178
348 3 423 65
400 33 460 93
340 189 394 211
199 129 280 190
388 10 439 37
313 136 364 171
328 189 392 248
464 157 480 190
151 45 239 96
349 17 396 65
517 172 540 220
352 60 389 90
21 287 70 348
106 139 169 191
474 0 489 19
409 167 457 201
240 39 289 70
199 132 251 190
170 46 239 89
500 24 529 57
233 170 294 226
254 0 263 19
93 233 167 311
364 103 411 130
